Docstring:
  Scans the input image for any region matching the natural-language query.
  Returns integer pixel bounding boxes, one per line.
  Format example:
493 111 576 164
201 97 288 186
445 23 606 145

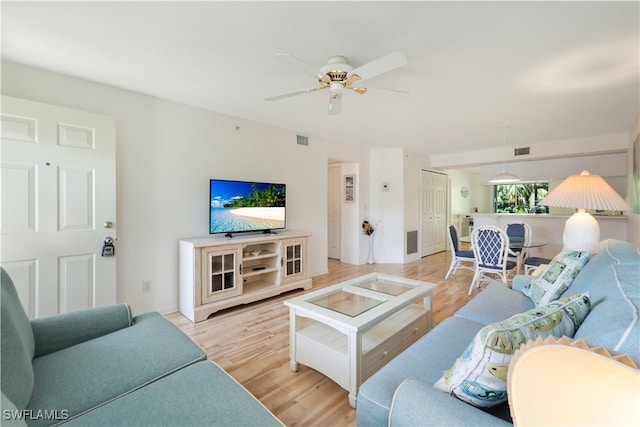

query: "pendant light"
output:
489 125 520 183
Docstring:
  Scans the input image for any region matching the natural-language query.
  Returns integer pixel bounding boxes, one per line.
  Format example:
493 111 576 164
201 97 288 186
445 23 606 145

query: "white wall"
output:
447 169 475 216
480 152 627 183
431 133 629 169
368 148 430 264
2 60 370 315
370 149 404 263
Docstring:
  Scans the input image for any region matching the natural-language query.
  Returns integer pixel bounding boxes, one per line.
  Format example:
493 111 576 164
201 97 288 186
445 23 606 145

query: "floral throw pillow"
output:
433 293 591 408
522 250 590 306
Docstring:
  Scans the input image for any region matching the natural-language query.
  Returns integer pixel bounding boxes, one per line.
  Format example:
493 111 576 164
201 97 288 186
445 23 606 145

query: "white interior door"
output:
421 170 448 256
327 164 341 259
1 96 117 318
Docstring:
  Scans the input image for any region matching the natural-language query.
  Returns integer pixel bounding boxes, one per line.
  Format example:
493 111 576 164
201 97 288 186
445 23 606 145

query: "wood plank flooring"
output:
166 250 476 427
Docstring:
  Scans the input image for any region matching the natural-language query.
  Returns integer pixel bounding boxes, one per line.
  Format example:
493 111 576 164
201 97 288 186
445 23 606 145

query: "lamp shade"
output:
538 170 631 211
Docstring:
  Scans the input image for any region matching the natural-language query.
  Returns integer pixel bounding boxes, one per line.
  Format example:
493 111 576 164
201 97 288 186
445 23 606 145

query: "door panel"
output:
59 254 95 312
59 167 94 230
1 96 116 318
421 170 448 256
1 163 36 233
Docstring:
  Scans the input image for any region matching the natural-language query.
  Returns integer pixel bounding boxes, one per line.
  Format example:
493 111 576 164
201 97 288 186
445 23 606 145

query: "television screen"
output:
209 179 286 235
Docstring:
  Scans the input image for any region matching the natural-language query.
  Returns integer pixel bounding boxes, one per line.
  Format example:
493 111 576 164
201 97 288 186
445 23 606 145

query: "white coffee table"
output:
283 273 436 408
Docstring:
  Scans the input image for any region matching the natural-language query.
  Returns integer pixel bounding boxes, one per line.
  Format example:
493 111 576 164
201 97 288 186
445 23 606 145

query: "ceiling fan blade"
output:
265 86 326 102
364 86 410 100
348 52 407 83
275 53 321 78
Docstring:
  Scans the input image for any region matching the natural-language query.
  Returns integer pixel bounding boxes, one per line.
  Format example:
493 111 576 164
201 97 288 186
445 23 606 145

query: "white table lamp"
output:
538 170 632 251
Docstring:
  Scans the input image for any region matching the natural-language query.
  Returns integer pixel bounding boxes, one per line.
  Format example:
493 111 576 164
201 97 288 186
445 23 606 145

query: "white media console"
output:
179 231 312 322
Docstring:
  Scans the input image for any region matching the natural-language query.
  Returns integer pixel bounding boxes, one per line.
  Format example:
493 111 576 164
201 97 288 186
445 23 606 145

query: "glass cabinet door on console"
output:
201 245 242 303
282 238 306 285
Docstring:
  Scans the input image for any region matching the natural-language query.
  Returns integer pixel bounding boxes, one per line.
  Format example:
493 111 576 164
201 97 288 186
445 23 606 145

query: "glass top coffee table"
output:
283 273 436 408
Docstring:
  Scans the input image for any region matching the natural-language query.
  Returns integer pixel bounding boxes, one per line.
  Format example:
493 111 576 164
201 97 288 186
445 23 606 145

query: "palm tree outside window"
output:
494 183 549 213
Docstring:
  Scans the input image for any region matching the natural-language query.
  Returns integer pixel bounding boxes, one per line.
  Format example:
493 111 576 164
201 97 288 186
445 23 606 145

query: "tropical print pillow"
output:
522 250 590 306
433 293 591 408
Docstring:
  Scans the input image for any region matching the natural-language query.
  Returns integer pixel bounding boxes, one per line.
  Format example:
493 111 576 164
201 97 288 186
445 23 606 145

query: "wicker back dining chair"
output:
469 226 518 295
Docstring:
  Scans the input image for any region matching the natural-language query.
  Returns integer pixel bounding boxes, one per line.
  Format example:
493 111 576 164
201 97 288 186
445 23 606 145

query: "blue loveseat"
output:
1 268 282 426
357 239 640 426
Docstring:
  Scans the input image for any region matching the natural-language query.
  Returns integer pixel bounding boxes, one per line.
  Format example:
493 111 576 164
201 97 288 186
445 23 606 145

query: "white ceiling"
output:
2 1 639 157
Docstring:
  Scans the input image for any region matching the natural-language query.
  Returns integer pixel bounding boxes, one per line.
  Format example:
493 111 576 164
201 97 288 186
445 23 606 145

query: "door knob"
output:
103 221 114 229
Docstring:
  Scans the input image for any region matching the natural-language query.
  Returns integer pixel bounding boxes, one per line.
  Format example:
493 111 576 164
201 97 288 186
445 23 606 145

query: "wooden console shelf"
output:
179 231 312 322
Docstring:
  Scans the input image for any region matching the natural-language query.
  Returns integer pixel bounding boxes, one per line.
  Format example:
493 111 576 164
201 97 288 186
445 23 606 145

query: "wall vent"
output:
296 135 309 146
514 147 530 156
407 230 418 255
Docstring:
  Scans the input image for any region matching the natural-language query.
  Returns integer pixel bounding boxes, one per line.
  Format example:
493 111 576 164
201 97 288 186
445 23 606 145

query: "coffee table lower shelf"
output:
290 304 430 408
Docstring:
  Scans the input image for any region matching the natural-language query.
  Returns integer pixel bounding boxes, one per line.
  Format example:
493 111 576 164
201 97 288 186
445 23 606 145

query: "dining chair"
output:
502 221 532 274
524 256 552 275
469 226 518 295
445 224 475 280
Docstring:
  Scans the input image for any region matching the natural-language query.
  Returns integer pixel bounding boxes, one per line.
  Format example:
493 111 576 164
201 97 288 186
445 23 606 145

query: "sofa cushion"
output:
357 316 503 426
389 379 512 427
569 240 640 360
1 268 35 409
454 282 534 326
31 304 132 357
521 250 590 306
434 293 591 408
26 312 206 426
62 361 283 426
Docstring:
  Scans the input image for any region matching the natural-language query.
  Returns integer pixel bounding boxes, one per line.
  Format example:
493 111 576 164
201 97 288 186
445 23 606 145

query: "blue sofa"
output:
1 268 282 427
357 239 640 426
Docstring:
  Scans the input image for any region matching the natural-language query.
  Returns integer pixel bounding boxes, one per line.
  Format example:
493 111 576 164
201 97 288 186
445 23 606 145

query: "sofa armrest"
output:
389 379 512 427
511 275 532 292
30 304 132 357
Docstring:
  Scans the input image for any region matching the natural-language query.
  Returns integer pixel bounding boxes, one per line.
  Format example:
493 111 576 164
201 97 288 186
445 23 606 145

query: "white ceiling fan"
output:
265 52 408 115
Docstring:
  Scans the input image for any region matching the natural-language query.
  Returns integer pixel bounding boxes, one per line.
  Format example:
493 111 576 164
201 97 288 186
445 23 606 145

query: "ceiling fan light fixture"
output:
328 84 343 115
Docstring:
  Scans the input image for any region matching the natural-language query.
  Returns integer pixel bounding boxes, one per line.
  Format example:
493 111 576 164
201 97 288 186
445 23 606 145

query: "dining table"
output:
460 235 549 275
459 235 549 248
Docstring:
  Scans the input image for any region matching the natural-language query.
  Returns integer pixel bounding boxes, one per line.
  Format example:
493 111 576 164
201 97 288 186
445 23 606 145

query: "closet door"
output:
420 170 448 256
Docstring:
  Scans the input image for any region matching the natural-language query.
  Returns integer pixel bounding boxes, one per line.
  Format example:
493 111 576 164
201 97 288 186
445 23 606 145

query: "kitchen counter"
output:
471 213 627 258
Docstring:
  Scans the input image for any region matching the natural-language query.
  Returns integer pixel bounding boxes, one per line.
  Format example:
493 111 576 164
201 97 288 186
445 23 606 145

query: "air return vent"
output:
514 147 530 156
296 135 309 146
407 230 418 255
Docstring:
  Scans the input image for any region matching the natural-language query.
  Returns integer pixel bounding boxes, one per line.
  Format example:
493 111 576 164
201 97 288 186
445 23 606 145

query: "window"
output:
494 183 549 213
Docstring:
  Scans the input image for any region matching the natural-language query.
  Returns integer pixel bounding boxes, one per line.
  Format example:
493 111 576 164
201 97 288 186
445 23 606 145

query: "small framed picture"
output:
344 174 355 203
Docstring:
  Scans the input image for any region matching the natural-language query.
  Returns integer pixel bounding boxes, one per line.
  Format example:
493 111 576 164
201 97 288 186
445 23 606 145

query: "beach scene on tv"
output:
210 181 286 234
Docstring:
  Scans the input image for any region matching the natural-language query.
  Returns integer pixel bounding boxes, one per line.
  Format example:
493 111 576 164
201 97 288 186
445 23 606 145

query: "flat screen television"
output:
209 179 286 236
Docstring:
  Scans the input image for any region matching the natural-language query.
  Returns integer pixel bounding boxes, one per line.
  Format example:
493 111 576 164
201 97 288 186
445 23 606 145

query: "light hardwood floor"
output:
166 250 477 427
